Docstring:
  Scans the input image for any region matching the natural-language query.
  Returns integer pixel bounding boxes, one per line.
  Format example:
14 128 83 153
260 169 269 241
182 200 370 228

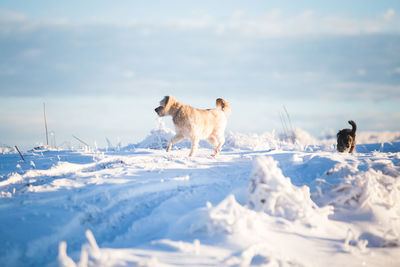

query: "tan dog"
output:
155 96 231 157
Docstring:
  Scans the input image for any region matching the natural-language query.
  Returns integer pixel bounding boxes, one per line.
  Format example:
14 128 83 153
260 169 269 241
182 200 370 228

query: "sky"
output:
1 1 400 150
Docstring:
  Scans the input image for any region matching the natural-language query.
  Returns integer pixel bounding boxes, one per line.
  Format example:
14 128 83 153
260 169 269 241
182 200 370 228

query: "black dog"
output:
337 120 357 153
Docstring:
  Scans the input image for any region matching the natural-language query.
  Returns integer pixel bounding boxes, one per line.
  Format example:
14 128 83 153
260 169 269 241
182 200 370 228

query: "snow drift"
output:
1 125 400 267
248 156 333 225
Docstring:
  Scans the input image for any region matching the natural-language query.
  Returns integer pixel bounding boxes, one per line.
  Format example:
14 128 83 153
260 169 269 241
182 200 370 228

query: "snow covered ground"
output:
1 123 400 267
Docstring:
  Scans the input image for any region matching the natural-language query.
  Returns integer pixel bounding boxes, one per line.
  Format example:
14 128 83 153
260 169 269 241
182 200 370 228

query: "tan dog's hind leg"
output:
209 134 225 157
167 134 184 152
208 136 218 157
214 135 225 156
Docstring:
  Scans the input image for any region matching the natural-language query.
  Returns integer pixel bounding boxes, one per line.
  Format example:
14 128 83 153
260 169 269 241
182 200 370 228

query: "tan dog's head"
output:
154 95 176 117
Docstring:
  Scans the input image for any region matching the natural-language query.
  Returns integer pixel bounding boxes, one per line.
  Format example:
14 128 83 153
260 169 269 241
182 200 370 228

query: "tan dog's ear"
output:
160 96 169 106
165 95 176 109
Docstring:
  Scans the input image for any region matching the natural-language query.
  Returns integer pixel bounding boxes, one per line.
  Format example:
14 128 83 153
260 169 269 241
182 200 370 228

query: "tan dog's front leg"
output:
189 137 199 157
167 134 184 152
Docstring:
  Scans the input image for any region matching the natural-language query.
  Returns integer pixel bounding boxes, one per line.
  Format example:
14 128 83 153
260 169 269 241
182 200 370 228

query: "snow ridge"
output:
1 126 400 266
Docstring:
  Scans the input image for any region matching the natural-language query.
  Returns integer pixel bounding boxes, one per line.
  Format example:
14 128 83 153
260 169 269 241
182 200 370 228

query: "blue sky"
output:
1 1 400 149
2 1 399 21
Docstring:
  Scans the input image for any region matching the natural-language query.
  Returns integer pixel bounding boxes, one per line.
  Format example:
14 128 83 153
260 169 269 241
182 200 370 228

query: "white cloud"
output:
140 28 152 36
1 8 400 38
271 71 284 80
199 9 400 37
357 69 366 76
53 63 73 72
225 9 284 37
0 9 34 34
0 64 17 76
0 9 26 22
21 49 41 59
322 16 360 35
121 70 135 79
168 12 214 30
329 82 400 101
384 9 395 21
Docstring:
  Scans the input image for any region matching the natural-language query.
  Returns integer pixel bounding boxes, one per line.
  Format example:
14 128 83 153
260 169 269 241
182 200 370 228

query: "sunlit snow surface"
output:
1 126 400 266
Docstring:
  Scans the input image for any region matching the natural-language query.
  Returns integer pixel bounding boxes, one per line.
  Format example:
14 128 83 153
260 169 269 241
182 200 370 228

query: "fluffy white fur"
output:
155 95 231 157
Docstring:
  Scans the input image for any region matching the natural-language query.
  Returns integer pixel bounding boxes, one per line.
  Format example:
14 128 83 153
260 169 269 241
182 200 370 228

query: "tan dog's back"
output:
174 105 227 139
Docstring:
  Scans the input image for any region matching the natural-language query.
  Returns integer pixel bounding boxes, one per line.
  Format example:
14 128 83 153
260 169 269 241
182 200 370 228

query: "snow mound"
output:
169 195 249 237
329 168 400 247
225 131 280 151
225 129 329 152
247 156 333 225
132 119 210 150
0 145 16 154
174 195 307 266
280 128 320 146
131 124 400 153
134 122 175 150
357 131 400 144
202 195 252 235
58 230 163 267
132 126 327 153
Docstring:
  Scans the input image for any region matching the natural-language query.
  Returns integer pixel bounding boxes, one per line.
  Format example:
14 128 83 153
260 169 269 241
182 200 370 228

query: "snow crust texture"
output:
1 127 400 267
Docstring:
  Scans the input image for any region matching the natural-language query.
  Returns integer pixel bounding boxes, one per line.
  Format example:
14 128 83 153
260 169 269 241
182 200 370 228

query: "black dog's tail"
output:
348 120 357 134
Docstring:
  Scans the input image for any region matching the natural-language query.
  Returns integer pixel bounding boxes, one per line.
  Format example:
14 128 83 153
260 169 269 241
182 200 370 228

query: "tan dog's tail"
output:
216 98 231 116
